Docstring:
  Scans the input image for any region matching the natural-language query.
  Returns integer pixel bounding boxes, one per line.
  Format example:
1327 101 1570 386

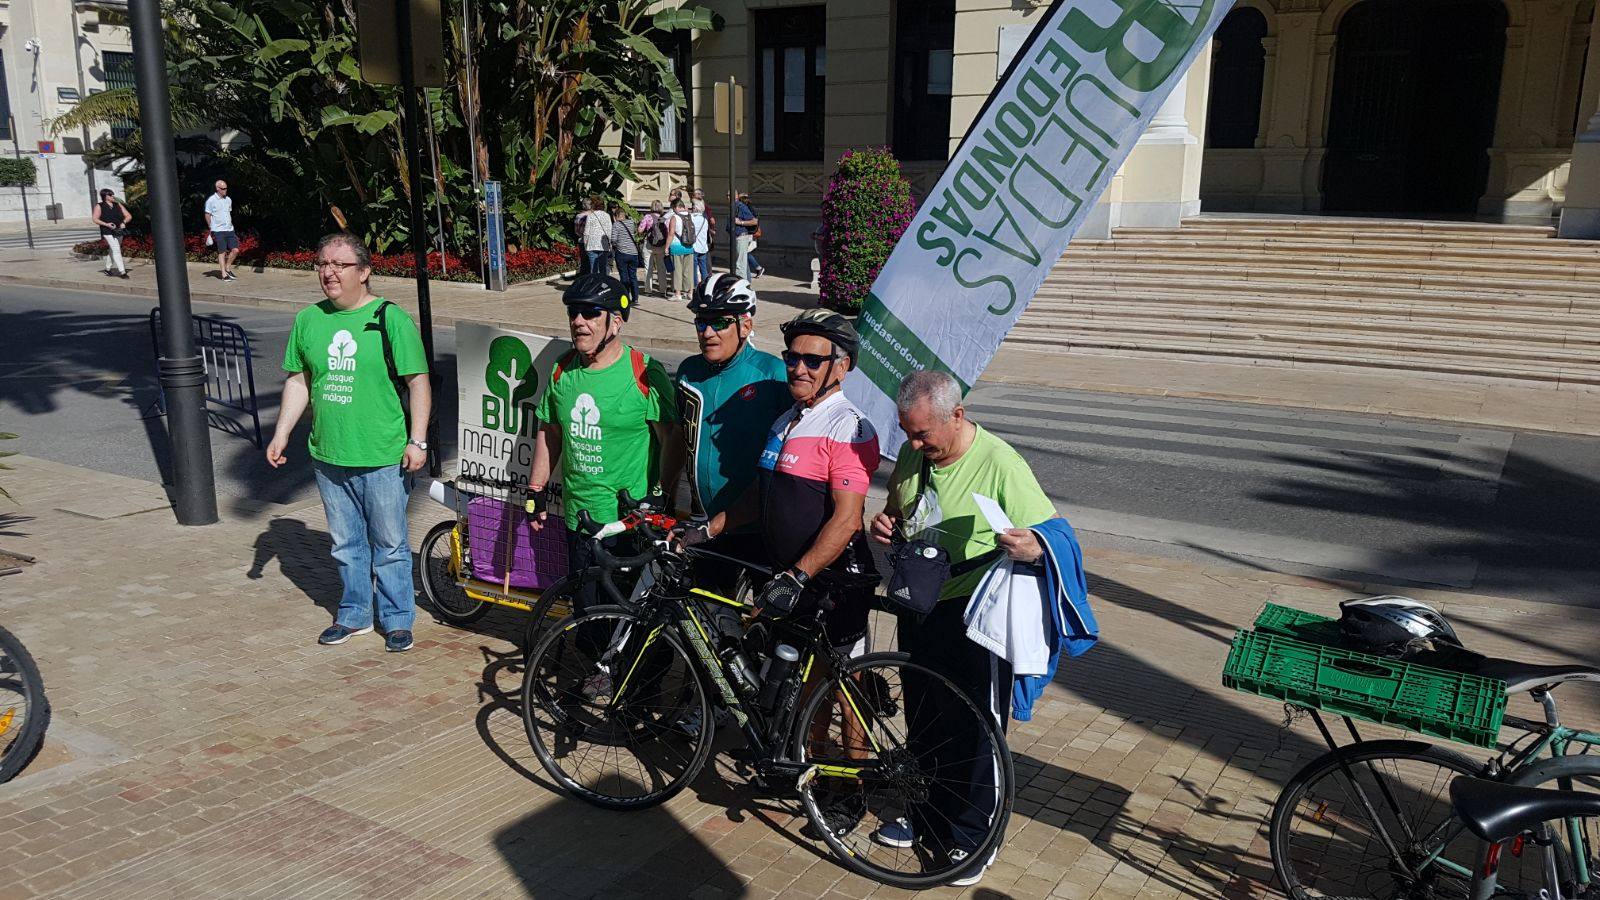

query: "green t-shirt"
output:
887 424 1056 602
282 297 428 467
536 346 678 528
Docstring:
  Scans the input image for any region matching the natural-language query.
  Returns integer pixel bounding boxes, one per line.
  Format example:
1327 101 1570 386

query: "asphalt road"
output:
3 283 1597 605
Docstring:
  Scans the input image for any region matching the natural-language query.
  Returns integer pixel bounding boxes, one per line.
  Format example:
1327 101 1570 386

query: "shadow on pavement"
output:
247 518 341 615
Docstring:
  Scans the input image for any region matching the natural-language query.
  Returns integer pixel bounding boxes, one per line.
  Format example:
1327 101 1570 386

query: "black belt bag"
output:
884 456 1003 620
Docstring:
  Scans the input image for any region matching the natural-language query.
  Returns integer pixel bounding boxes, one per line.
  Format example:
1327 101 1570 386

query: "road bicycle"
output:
1452 776 1600 900
0 624 47 783
517 499 1014 889
1267 648 1600 899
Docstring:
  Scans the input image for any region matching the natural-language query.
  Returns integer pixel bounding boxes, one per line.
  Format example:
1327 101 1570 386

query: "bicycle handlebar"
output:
573 490 684 606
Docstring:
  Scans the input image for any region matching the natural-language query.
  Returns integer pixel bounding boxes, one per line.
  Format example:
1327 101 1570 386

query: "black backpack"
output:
646 215 669 248
364 301 438 466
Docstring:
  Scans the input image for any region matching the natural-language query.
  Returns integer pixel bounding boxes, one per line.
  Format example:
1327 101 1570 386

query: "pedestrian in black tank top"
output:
92 188 133 279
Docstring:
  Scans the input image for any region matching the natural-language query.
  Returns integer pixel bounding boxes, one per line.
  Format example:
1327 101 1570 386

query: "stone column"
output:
1117 50 1209 229
1558 8 1600 236
1255 10 1321 211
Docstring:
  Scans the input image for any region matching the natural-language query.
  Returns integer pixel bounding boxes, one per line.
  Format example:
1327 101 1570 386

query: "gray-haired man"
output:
868 370 1055 885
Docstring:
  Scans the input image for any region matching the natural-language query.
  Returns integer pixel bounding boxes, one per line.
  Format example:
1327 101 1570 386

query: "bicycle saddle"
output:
1450 777 1600 843
1414 646 1600 695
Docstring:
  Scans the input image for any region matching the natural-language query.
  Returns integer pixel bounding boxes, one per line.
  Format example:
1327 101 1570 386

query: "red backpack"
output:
550 347 652 397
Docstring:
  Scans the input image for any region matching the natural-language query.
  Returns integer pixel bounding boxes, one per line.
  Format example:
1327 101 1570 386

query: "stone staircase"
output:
1016 216 1600 387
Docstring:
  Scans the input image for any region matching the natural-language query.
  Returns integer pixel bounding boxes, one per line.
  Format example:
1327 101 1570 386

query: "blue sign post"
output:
484 179 507 292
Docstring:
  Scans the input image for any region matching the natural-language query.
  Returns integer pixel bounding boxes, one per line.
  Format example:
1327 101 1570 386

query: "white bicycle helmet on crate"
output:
1338 596 1462 656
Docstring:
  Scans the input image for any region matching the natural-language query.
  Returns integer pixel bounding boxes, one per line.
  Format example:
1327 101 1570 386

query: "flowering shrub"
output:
818 147 917 313
72 234 577 284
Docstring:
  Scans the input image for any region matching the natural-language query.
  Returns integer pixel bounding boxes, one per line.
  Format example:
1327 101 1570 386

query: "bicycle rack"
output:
143 307 264 447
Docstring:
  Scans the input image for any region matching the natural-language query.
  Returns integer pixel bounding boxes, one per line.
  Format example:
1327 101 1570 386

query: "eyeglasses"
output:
695 316 737 333
569 305 606 321
314 260 360 273
782 350 836 370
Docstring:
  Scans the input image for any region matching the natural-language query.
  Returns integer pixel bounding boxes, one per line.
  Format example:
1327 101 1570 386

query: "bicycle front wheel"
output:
793 650 1013 889
521 606 713 810
0 625 48 784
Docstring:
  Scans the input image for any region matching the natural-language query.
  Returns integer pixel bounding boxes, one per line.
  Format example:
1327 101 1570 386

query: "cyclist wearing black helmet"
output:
530 274 681 617
693 308 880 644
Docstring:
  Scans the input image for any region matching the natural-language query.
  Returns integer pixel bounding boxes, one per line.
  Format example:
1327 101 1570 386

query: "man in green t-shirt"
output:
868 370 1055 885
530 274 680 621
267 232 432 653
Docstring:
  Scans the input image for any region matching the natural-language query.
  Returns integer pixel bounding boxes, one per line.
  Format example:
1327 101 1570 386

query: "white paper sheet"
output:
972 493 1014 534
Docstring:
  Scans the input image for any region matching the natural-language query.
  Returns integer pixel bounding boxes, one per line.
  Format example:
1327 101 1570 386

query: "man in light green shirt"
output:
869 370 1055 884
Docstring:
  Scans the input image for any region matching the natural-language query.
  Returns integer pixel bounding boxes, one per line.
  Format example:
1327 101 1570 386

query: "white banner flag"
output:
845 0 1234 455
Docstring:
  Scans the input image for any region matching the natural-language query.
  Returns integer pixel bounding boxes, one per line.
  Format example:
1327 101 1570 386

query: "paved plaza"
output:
2 450 1598 898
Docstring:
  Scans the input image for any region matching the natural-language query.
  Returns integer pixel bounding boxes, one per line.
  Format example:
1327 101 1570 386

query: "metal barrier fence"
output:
147 308 264 447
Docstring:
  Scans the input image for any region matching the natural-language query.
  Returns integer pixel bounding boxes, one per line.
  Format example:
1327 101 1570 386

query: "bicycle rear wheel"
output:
793 650 1013 889
521 606 713 810
1270 739 1550 899
0 625 48 784
418 521 489 626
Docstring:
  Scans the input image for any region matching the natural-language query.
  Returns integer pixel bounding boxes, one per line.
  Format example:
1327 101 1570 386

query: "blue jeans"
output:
614 253 639 303
313 461 415 632
693 252 709 286
586 250 610 277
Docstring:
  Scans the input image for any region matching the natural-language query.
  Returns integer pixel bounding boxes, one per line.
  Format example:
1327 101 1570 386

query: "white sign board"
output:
455 322 571 504
846 0 1234 456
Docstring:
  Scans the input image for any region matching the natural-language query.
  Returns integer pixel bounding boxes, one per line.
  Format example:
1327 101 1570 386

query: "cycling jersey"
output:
675 342 790 518
758 390 881 572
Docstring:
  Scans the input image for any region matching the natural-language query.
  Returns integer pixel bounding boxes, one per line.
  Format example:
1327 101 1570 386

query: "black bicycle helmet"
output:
1339 596 1462 655
687 273 757 316
780 309 859 366
563 273 632 320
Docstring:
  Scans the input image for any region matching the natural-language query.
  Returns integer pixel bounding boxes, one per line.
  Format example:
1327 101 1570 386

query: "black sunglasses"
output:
568 305 606 321
782 350 836 370
695 316 738 333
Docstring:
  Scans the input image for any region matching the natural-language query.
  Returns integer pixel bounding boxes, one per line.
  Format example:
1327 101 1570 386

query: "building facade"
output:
624 0 1600 266
0 0 132 223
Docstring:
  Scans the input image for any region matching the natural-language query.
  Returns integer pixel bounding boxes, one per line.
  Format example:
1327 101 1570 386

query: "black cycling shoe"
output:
814 793 867 839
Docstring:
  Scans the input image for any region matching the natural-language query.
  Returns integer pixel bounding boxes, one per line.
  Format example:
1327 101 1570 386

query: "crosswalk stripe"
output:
0 228 100 250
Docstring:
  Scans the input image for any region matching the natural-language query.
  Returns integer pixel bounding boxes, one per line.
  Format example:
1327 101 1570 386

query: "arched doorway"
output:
1208 8 1270 149
1322 0 1508 215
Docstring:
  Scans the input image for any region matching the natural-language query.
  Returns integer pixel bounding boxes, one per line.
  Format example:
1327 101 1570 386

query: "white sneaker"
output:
947 849 985 887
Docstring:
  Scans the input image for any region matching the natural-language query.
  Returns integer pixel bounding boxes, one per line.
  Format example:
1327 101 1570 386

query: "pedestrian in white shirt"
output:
204 180 240 280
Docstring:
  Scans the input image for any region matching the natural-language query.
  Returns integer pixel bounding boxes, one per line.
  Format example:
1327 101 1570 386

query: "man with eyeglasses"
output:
267 232 432 653
204 180 240 281
529 274 681 625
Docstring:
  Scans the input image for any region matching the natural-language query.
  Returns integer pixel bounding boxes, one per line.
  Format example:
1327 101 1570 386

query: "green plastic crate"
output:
1254 603 1343 644
1223 629 1506 748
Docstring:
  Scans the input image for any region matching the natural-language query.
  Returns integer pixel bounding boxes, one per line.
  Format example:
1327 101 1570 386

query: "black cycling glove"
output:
756 569 809 616
679 522 713 548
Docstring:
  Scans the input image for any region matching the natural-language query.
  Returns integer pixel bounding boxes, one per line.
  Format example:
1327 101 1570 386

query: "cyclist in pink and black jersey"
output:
685 309 881 650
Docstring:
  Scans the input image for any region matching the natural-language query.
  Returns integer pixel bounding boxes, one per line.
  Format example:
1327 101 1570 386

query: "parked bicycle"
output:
0 624 47 783
518 497 1013 889
1230 602 1600 899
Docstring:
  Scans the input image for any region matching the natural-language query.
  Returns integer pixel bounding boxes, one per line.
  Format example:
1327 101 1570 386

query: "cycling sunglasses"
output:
694 316 738 333
782 350 836 370
568 305 607 321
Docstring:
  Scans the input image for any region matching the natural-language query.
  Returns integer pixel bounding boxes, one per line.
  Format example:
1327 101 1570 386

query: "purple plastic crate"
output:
466 496 569 590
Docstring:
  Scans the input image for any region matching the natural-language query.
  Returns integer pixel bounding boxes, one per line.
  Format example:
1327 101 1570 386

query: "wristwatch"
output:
407 439 429 451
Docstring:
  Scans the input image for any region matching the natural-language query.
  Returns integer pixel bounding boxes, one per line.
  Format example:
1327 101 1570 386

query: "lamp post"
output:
129 0 218 525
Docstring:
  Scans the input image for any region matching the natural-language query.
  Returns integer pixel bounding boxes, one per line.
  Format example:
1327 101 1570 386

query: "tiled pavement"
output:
2 453 1599 898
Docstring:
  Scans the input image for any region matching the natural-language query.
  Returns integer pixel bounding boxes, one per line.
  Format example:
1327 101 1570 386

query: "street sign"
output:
484 180 507 292
357 0 446 87
713 80 744 136
36 140 54 155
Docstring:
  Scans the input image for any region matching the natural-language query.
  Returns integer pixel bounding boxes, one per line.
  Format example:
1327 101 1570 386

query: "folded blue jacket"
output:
1011 517 1100 721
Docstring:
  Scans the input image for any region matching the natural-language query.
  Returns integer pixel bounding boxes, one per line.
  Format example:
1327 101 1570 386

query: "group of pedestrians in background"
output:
91 177 238 281
577 184 766 304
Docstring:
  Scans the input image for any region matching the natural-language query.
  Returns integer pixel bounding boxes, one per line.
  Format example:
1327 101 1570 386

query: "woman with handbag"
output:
93 188 133 279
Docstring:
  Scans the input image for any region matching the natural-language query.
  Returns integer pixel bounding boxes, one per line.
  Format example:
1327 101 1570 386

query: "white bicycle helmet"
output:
687 273 757 317
1338 596 1462 655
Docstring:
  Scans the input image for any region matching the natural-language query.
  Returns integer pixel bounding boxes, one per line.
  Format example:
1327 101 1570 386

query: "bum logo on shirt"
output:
327 330 358 372
570 393 602 441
